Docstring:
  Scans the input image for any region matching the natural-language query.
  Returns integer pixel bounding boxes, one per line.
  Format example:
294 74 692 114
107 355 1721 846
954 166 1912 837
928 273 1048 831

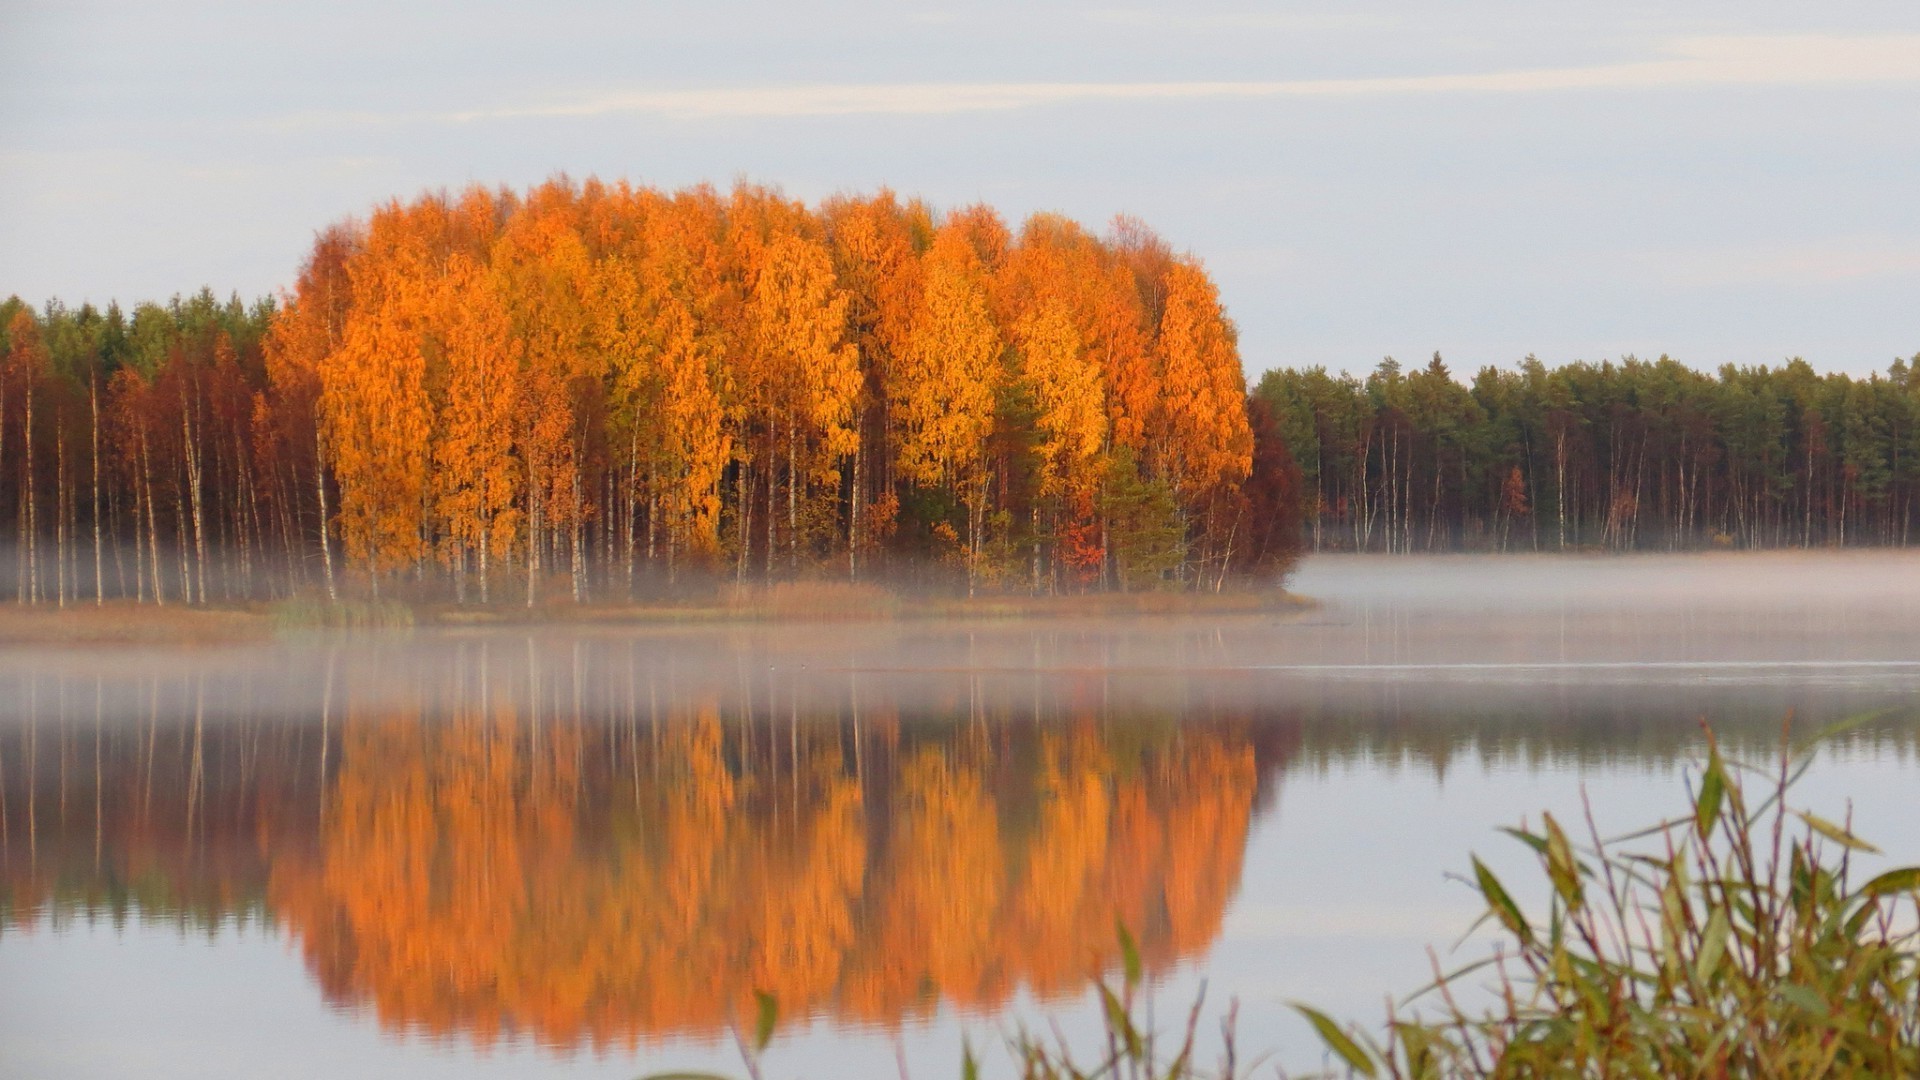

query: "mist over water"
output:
1294 550 1920 614
1 552 1917 1078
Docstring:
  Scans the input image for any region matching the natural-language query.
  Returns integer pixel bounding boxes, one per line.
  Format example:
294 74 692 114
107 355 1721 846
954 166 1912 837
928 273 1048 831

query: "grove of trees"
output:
1258 352 1920 553
0 179 1299 606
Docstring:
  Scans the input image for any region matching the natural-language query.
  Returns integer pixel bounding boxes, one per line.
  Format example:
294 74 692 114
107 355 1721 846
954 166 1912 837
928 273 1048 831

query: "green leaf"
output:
1695 746 1726 839
1099 983 1142 1058
1116 918 1143 989
1859 866 1920 898
1804 707 1894 751
1543 813 1584 909
961 1038 979 1080
1795 811 1880 853
1694 907 1730 984
1499 826 1548 855
1778 983 1831 1018
751 989 778 1053
1289 1003 1378 1078
1473 856 1532 943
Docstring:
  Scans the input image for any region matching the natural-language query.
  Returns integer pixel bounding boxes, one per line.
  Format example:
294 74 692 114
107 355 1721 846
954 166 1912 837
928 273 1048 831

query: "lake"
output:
3 552 1919 1079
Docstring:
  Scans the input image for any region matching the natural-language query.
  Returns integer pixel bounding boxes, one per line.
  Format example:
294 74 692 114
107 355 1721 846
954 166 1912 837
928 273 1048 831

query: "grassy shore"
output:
0 584 1308 644
436 581 1309 626
0 602 274 645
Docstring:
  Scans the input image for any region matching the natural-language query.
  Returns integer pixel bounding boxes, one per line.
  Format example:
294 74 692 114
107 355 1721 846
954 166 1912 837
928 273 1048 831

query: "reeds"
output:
1295 718 1920 1077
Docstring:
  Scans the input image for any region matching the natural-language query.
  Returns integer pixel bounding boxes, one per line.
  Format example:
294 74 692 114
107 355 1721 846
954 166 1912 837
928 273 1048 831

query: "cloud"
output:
1080 9 1399 33
1644 238 1920 289
265 34 1920 129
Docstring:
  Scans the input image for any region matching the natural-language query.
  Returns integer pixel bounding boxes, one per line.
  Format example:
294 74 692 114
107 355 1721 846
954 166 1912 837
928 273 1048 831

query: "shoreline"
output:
0 588 1314 646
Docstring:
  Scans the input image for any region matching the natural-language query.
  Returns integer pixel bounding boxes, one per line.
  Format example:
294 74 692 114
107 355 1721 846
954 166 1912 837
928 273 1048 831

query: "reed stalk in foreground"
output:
1296 719 1920 1078
642 924 1255 1080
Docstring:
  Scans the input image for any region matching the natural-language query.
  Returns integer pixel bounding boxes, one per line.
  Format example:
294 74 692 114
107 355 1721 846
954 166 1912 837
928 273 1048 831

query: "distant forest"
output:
1255 353 1920 553
0 180 1299 606
8 181 1914 609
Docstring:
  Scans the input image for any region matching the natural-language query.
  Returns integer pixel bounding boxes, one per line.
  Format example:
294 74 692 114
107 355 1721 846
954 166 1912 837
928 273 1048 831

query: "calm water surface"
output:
3 553 1919 1079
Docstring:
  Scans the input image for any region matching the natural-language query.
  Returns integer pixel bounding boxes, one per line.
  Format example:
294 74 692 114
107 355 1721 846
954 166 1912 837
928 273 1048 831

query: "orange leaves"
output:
746 232 861 467
319 203 439 573
894 224 1002 491
1153 260 1253 501
4 308 49 401
268 178 1264 593
432 254 522 585
1016 299 1106 498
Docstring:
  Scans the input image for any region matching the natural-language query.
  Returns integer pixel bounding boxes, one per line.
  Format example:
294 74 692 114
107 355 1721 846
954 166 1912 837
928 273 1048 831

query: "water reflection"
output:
0 644 1267 1051
1 628 1917 1059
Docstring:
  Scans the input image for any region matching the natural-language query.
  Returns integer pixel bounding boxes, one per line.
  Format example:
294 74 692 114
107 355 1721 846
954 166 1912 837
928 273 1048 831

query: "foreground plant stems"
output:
641 923 1257 1080
1295 718 1920 1078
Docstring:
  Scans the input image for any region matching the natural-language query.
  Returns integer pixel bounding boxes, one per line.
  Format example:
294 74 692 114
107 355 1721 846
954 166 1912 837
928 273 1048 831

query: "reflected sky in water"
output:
3 554 1919 1078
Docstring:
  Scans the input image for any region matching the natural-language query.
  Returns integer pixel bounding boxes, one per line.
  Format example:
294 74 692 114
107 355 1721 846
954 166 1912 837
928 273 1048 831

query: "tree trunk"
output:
849 443 861 581
479 504 491 605
24 376 38 603
57 416 68 608
764 434 777 582
315 445 337 602
181 396 208 604
90 379 103 604
1555 430 1568 551
736 455 751 585
526 460 540 608
787 422 798 573
571 469 585 603
140 433 165 606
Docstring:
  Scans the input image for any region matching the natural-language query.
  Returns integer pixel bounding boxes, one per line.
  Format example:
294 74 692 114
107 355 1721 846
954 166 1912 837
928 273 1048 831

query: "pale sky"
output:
3 1 1918 377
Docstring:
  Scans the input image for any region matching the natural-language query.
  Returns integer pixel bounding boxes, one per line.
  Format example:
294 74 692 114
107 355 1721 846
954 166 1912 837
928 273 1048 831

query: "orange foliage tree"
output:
0 177 1287 603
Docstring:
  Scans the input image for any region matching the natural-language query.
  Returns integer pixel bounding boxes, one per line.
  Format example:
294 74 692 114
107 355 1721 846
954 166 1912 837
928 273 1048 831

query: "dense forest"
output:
1258 352 1920 553
0 179 1300 607
10 179 1916 607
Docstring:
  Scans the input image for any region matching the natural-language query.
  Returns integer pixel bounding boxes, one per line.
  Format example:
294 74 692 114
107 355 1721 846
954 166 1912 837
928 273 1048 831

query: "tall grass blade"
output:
1289 1003 1378 1077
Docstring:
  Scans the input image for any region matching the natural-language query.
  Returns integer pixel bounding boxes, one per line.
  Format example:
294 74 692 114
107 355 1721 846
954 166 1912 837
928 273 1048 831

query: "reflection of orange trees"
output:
268 706 866 1046
267 707 1256 1048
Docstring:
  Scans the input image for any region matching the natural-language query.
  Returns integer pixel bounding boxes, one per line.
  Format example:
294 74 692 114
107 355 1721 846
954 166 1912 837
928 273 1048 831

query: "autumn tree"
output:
741 229 860 575
432 253 522 601
1 178 1323 601
822 191 928 574
318 202 440 587
1152 260 1253 582
1011 300 1106 588
895 222 1004 591
491 185 601 603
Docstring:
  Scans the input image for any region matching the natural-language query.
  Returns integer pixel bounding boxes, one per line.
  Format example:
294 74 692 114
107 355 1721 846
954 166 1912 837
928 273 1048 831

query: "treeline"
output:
1257 352 1920 553
0 179 1302 606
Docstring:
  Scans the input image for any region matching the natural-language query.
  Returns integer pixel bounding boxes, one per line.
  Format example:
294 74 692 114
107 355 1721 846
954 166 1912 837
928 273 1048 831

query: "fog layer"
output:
0 552 1915 725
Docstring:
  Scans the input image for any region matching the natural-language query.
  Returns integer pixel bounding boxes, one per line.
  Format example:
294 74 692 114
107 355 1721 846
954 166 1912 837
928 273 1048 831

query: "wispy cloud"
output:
1644 238 1920 289
1080 9 1399 33
268 35 1920 129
